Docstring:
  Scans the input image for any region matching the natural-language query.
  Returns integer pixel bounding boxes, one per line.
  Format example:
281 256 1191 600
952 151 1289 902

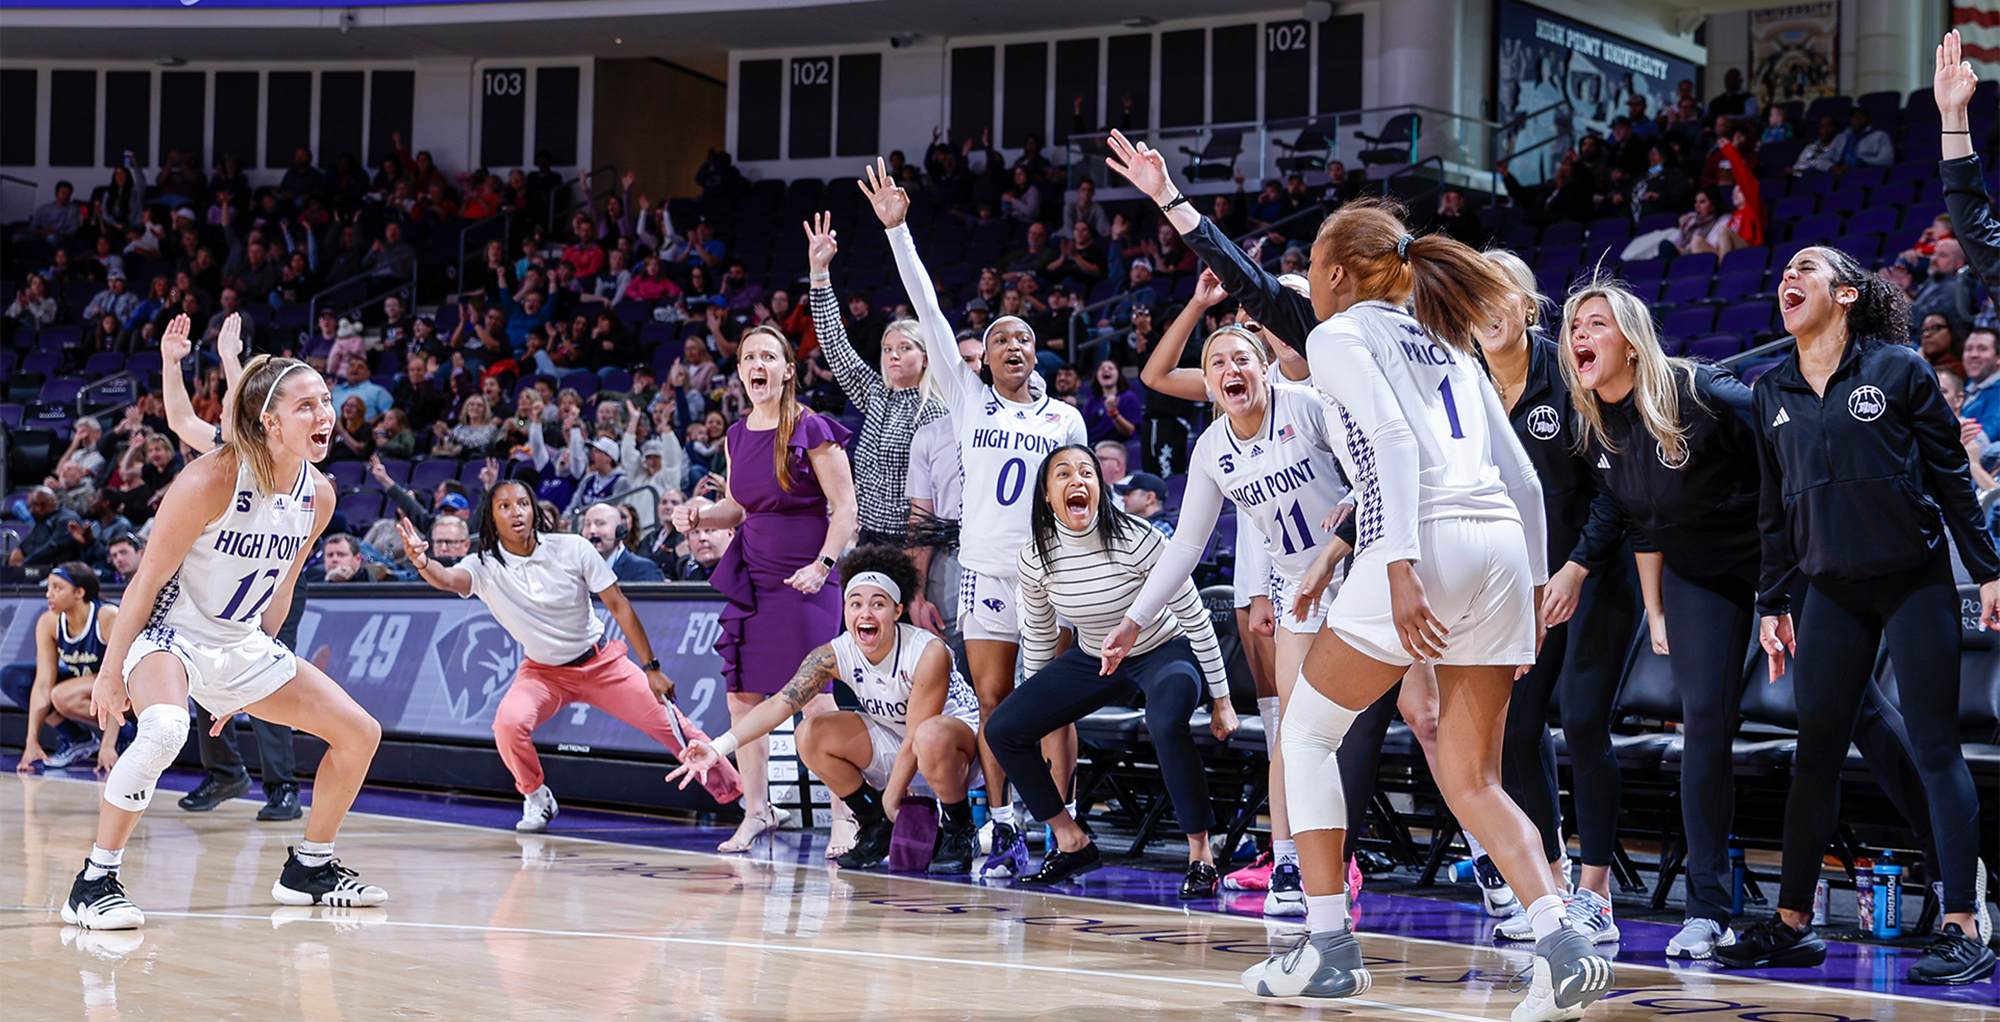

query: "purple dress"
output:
713 413 853 694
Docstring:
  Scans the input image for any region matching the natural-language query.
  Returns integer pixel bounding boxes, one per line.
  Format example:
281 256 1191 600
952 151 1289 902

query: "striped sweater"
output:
810 285 947 538
1017 517 1231 698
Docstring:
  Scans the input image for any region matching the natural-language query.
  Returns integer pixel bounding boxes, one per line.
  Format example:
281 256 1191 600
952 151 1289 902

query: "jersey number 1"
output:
219 568 284 623
1437 378 1466 440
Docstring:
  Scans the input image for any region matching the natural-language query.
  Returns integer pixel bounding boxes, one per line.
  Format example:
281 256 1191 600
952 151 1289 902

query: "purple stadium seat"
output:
1740 358 1785 385
337 491 385 527
639 322 676 349
38 326 82 351
1841 165 1888 191
83 352 124 376
1771 195 1818 221
372 458 411 488
39 378 85 407
1503 225 1538 250
653 346 678 378
1825 234 1883 263
1712 270 1766 303
0 351 14 375
1790 214 1844 242
1636 212 1679 234
1620 258 1668 285
613 300 652 327
1819 190 1865 216
1667 252 1716 279
1687 334 1746 362
1844 209 1899 237
601 370 633 393
323 461 367 491
459 459 490 485
1661 276 1712 306
22 352 60 376
244 304 275 327
1663 307 1717 337
432 304 461 337
1541 223 1584 247
274 304 311 329
1657 337 1686 358
558 370 599 398
0 404 20 428
126 352 162 379
409 459 458 491
1717 247 1768 276
24 402 71 428
1716 302 1774 335
1586 218 1631 245
1904 202 1948 231
1789 173 1834 196
1885 161 1934 188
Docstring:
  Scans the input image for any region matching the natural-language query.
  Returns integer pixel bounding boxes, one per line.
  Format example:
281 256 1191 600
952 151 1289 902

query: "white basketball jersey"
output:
1307 301 1533 566
146 458 318 648
1190 382 1351 582
829 623 980 739
952 385 1086 578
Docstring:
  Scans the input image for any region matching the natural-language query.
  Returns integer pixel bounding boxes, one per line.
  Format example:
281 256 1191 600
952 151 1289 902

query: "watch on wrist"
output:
642 658 661 672
818 554 837 570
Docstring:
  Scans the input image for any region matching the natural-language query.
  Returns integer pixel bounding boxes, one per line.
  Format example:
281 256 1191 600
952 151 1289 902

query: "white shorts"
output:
124 625 298 717
1270 564 1340 636
958 568 1021 644
1328 518 1536 667
1233 567 1259 609
858 713 983 792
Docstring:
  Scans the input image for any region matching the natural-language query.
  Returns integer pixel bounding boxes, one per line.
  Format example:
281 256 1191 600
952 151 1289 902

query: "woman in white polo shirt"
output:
398 480 741 831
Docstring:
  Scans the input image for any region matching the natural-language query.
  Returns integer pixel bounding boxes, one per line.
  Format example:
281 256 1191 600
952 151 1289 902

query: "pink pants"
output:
493 640 744 804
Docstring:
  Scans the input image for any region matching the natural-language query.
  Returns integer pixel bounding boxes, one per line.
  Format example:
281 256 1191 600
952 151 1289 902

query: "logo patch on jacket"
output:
1771 407 1791 427
1847 385 1887 422
1655 441 1689 470
1526 405 1561 440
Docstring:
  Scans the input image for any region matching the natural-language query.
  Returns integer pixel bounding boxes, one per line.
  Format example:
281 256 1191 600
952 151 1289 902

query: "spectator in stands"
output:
1676 186 1749 256
1500 156 1596 227
564 215 607 278
584 248 634 307
432 394 499 458
1706 68 1759 121
682 218 725 268
325 397 377 464
100 166 142 235
1700 122 1760 187
696 149 748 201
1625 94 1657 137
1939 368 2000 492
1114 472 1175 538
1082 358 1142 445
22 180 79 246
1426 186 1484 247
1957 328 2000 441
318 533 392 583
82 269 138 330
460 174 505 220
100 532 142 584
63 418 108 481
668 497 734 581
1899 213 1955 267
1060 178 1112 240
563 436 629 519
1760 104 1794 144
1004 221 1054 284
1003 166 1042 222
332 356 393 420
625 253 682 304
1921 314 1965 375
502 289 552 354
49 460 97 517
1048 220 1109 289
227 238 280 304
325 318 368 380
719 258 762 315
5 275 57 329
428 515 472 568
364 223 416 284
1831 108 1894 170
1910 237 1978 342
580 502 664 582
9 487 83 568
274 148 324 207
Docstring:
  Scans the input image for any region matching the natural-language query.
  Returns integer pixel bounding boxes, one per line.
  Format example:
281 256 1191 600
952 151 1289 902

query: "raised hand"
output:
1104 130 1174 204
803 212 839 273
161 313 194 364
396 514 429 566
859 158 910 228
1939 29 1980 122
621 171 637 191
369 454 393 488
1190 268 1228 307
217 311 245 366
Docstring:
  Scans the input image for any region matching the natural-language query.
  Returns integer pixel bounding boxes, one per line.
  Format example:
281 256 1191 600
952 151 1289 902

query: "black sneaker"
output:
1713 914 1827 969
929 821 978 875
1179 860 1221 899
178 773 251 812
835 818 896 869
271 848 388 907
1907 924 1998 985
1019 841 1102 886
61 865 145 930
258 783 302 821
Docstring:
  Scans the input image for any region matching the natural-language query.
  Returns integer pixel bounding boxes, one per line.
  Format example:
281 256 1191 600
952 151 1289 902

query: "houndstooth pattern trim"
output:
1332 401 1384 551
146 570 183 630
959 565 976 619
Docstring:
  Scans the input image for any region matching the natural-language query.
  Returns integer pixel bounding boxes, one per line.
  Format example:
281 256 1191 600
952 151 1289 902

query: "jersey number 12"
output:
219 568 284 623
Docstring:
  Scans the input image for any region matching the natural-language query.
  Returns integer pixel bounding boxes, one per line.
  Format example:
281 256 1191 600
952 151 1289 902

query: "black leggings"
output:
1781 554 1984 914
1339 684 1403 838
1502 556 1639 867
1660 565 1757 925
986 637 1214 835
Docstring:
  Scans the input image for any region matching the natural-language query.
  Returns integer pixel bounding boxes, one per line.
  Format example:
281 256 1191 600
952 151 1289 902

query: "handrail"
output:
322 281 416 341
0 173 39 187
306 267 385 327
77 370 140 417
455 210 516 307
1495 98 1575 139
1718 333 1795 368
545 163 619 235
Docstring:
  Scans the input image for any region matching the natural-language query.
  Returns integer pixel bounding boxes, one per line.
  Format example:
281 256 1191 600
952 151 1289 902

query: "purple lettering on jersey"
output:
1399 338 1456 366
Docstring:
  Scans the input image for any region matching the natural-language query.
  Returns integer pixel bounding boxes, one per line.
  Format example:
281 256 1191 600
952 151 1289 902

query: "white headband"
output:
981 315 1034 346
843 571 902 605
259 362 312 417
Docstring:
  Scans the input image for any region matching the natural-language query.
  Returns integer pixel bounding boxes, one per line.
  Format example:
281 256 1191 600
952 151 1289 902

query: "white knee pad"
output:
1281 674 1361 834
1257 696 1282 745
102 703 191 813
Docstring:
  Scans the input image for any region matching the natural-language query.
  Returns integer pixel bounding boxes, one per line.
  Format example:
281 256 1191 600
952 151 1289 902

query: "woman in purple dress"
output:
671 325 858 851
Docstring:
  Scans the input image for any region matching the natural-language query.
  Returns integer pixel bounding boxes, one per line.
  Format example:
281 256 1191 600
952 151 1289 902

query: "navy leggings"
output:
1502 556 1639 867
1660 564 1758 926
986 637 1215 835
1781 553 1983 914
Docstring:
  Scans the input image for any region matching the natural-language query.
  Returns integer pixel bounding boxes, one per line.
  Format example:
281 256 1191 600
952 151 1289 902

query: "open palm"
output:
859 158 909 228
1104 130 1173 203
161 313 193 364
1938 29 1979 117
803 211 839 272
217 311 244 364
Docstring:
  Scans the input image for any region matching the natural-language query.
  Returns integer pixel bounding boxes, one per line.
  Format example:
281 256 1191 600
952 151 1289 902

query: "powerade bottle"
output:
1729 837 1746 915
970 788 989 829
1855 855 1876 932
1874 851 1902 938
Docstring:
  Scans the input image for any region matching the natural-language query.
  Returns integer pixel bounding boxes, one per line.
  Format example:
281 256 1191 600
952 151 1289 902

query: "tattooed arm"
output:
667 644 838 787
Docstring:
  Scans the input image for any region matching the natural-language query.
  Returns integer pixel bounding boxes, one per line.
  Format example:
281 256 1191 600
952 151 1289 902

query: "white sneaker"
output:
1665 917 1736 960
1494 908 1538 941
1263 861 1307 917
1977 857 1992 946
1474 855 1521 918
516 785 558 833
1241 930 1372 998
1563 887 1620 944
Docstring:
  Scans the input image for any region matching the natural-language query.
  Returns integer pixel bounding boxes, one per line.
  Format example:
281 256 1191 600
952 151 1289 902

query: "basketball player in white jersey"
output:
67 345 388 929
670 547 984 873
1107 315 1355 917
1217 194 1609 1021
863 159 1087 876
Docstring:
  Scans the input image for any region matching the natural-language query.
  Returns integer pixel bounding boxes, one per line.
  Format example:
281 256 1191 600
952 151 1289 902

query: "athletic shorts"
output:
1328 518 1536 668
958 568 1021 644
124 625 298 718
858 713 983 792
1270 563 1341 636
1233 566 1259 609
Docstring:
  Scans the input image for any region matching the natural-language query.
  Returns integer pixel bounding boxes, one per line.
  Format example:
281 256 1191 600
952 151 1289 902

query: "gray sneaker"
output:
1241 929 1373 999
1665 916 1737 960
1563 887 1620 944
1511 922 1612 1022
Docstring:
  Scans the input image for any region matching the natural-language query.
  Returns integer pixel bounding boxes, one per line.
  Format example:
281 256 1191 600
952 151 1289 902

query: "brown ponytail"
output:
1312 198 1518 354
739 325 807 492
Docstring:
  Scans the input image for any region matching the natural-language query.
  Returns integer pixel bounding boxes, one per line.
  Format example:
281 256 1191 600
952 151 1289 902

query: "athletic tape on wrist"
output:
711 732 741 759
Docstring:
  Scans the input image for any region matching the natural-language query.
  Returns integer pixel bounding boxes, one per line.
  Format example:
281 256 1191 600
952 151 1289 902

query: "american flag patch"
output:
1277 423 1298 443
300 492 315 509
1044 412 1064 422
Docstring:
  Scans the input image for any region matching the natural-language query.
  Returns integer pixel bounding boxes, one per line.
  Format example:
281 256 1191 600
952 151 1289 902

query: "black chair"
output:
1179 128 1244 181
1355 113 1420 167
1274 121 1335 175
7 427 57 482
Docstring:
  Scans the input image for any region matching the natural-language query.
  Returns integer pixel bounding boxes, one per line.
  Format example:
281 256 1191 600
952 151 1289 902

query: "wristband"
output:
1159 194 1190 215
1943 130 1973 135
817 554 836 570
809 272 831 287
711 732 740 758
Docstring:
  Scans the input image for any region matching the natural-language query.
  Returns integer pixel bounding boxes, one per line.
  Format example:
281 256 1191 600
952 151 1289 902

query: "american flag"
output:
1958 1 2000 77
300 491 315 509
1277 423 1298 443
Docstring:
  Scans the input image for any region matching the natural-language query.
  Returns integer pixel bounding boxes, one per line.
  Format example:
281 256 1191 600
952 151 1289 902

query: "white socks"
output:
84 845 123 880
1273 838 1298 866
1307 893 1350 935
1525 893 1567 940
1464 830 1489 862
990 803 1017 828
297 839 336 868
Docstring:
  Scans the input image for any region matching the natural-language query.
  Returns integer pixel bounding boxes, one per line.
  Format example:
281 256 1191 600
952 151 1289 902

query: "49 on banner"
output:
1957 1 2000 79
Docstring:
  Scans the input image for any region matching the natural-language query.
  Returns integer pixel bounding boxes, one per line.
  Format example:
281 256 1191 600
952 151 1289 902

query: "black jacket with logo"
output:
1503 335 1601 572
1576 362 1762 583
1752 335 2000 615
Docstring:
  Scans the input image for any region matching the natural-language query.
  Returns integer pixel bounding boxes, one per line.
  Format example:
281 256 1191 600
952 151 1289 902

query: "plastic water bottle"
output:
1812 878 1829 926
1874 851 1902 938
969 787 989 829
1729 838 1746 915
1855 855 1876 932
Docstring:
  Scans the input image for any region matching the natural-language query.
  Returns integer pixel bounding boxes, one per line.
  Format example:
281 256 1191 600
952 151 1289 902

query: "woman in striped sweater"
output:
986 444 1239 895
803 213 947 546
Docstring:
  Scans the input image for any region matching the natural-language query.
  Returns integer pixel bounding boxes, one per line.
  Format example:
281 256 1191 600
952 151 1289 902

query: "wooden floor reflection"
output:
4 774 1994 1021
